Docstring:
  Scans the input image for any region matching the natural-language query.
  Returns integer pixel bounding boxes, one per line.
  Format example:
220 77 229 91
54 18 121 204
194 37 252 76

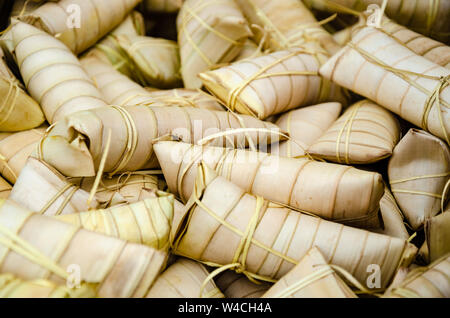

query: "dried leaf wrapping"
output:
0 126 46 184
0 273 97 298
146 258 224 298
71 173 164 206
0 199 167 298
319 27 450 144
9 158 100 216
177 0 252 88
273 102 342 158
11 22 107 124
172 162 416 288
19 0 142 54
200 48 349 119
425 209 450 263
308 100 400 164
303 0 450 43
383 253 450 298
388 129 450 230
235 0 341 54
155 142 384 228
372 186 409 240
262 247 357 298
116 35 181 88
55 193 173 251
215 271 271 298
38 105 280 177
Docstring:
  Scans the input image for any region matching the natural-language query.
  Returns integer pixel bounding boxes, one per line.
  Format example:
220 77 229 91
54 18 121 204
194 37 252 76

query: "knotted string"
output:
335 100 364 164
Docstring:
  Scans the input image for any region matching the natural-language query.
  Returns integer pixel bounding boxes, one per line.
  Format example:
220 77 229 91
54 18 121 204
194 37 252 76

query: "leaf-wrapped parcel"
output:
55 192 173 251
303 0 450 43
177 0 252 89
116 35 181 88
383 253 450 298
9 157 100 216
200 48 349 119
235 0 341 54
71 172 165 206
262 247 356 298
38 105 280 177
215 271 271 298
171 162 416 288
19 0 142 54
308 100 400 164
319 26 449 144
11 22 107 124
0 199 167 298
425 211 450 263
146 258 224 298
388 129 450 230
155 142 385 228
0 126 46 184
272 102 342 158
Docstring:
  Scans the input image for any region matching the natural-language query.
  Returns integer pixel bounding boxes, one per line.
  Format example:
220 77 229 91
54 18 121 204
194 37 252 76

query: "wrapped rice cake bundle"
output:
72 173 164 206
38 105 280 178
142 0 183 13
0 75 44 132
172 162 417 288
19 0 142 54
262 247 357 298
303 0 450 43
0 126 46 184
116 35 181 88
235 0 341 54
155 142 385 228
215 270 271 298
0 199 167 298
80 55 151 106
146 258 224 298
12 22 108 124
0 177 11 199
319 27 450 144
55 192 173 251
0 273 96 298
9 157 100 216
351 12 450 69
177 0 252 89
199 48 349 120
308 100 401 164
388 129 450 230
372 186 409 241
85 11 146 81
273 102 342 158
383 253 450 298
425 209 450 263
142 89 224 111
